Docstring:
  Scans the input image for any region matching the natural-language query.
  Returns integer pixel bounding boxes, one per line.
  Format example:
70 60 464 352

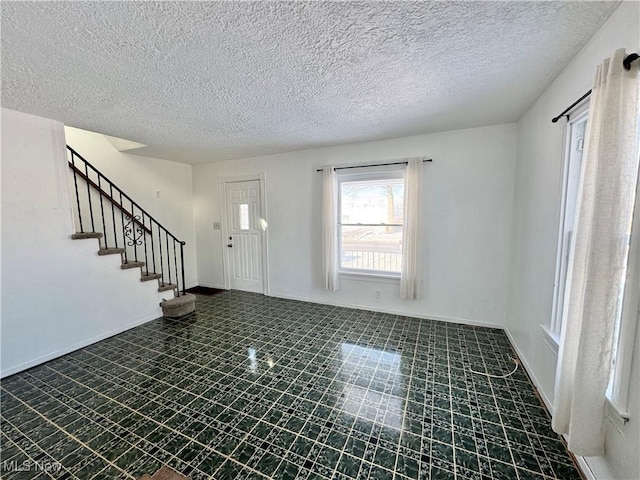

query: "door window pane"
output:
239 204 249 230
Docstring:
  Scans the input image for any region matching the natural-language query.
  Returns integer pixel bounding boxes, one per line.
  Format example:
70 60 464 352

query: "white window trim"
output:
549 106 589 337
339 267 401 278
540 324 560 355
339 271 401 284
605 176 640 423
337 167 404 279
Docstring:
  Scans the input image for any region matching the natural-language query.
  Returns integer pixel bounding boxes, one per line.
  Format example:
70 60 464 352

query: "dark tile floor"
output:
1 291 582 480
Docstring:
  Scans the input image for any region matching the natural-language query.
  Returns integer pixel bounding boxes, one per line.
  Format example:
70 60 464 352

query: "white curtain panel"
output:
552 49 640 455
400 158 422 299
322 166 339 291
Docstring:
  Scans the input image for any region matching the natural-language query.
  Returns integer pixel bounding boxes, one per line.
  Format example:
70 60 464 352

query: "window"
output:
550 105 638 419
607 161 639 419
239 203 250 230
338 170 404 275
549 110 588 341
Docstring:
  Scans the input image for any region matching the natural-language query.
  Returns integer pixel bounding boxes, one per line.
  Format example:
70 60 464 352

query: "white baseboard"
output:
504 329 554 413
1 313 160 378
267 291 503 329
574 454 597 480
504 330 600 480
201 286 503 329
196 282 227 290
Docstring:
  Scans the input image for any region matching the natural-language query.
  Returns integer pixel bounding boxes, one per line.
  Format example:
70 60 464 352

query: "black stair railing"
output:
67 146 186 296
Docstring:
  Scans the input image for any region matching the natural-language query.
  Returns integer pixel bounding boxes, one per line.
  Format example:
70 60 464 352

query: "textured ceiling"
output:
1 1 619 164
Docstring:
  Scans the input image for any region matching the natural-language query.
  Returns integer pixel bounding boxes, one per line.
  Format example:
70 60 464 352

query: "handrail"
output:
67 146 183 243
68 164 151 234
67 145 186 295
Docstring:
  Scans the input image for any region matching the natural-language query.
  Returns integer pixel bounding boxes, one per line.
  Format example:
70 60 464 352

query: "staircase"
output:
67 146 195 317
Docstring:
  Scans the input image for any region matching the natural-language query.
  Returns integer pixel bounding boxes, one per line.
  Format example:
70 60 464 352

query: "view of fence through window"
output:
339 177 404 273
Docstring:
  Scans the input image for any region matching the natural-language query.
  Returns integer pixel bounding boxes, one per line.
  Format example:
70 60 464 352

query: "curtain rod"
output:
316 159 432 172
552 52 639 123
551 90 592 123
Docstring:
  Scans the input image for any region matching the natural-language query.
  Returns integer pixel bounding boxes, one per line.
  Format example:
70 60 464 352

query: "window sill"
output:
540 324 560 355
605 396 630 427
339 271 401 284
537 325 630 425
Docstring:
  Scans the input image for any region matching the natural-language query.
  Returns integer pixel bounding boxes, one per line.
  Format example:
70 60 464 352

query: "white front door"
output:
225 180 264 293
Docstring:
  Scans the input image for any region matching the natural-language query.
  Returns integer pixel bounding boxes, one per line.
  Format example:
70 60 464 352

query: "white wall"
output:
64 127 198 289
194 123 517 327
1 109 169 377
506 2 640 479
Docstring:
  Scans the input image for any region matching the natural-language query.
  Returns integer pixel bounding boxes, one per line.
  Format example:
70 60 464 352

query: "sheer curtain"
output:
552 49 640 455
322 166 339 291
400 158 422 299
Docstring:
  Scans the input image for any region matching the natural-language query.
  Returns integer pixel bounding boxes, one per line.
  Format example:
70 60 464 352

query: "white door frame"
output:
219 173 270 294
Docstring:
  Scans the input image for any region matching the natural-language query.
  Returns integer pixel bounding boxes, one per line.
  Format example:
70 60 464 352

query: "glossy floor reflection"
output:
0 291 582 479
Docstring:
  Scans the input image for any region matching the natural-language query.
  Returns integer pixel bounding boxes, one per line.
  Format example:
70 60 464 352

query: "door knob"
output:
227 244 233 248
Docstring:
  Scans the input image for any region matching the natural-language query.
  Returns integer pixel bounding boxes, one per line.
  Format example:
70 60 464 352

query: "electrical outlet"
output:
375 290 381 299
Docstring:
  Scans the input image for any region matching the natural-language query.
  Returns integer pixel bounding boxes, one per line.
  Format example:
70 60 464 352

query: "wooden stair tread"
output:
71 232 103 239
141 273 162 282
98 248 125 256
121 261 145 270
